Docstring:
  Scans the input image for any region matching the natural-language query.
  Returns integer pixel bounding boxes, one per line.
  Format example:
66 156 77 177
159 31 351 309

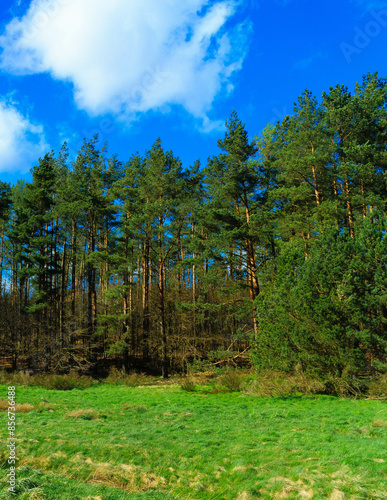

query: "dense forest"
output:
0 72 387 379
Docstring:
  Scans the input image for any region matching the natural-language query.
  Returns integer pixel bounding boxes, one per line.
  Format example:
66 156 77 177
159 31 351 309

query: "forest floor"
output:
0 377 386 499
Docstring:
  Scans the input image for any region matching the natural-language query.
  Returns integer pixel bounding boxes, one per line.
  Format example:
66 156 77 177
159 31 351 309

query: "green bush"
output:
364 375 387 400
254 215 387 377
215 369 245 392
180 379 196 392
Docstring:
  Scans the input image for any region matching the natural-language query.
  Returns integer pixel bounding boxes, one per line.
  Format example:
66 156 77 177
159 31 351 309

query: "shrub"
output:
180 379 196 392
104 367 151 386
322 376 371 398
0 370 97 390
0 370 35 386
40 372 96 390
216 369 245 392
254 217 387 378
243 370 325 397
367 375 387 400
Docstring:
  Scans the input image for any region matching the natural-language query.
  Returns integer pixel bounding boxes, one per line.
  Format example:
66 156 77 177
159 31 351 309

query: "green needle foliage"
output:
0 72 387 378
254 213 387 376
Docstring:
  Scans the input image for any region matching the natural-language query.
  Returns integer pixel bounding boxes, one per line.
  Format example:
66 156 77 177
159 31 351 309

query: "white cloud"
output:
0 99 49 173
0 0 250 126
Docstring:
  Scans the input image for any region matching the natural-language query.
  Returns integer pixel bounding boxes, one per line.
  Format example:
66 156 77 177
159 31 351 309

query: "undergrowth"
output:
0 370 97 390
0 367 386 399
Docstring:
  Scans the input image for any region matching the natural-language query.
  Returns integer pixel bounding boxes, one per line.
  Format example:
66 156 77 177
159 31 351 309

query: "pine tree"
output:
205 111 261 337
141 138 188 378
274 90 331 252
71 136 108 370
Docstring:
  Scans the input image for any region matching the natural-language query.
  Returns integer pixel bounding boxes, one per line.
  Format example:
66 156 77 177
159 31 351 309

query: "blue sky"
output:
0 0 386 185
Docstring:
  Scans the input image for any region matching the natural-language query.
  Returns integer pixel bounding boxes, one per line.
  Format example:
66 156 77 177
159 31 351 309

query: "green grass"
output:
1 383 387 499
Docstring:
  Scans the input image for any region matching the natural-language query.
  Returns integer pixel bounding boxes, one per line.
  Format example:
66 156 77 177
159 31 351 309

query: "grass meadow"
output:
0 374 386 499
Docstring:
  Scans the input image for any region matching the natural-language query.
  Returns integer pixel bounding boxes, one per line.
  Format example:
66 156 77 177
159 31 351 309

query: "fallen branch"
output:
210 346 251 366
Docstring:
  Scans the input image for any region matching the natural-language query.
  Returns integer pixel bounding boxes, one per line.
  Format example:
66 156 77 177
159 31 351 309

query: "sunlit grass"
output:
0 383 386 499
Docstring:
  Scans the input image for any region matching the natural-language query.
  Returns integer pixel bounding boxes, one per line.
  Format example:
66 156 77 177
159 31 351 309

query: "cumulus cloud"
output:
0 99 49 173
0 0 250 125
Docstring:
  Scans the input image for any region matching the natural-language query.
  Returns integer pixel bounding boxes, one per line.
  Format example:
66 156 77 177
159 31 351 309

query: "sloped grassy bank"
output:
0 378 386 500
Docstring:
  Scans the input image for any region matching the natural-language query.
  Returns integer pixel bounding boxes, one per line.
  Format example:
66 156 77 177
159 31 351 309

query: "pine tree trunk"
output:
159 259 168 378
244 205 259 338
344 175 355 238
311 164 321 206
87 211 97 371
158 215 169 379
0 220 4 298
104 218 109 314
71 220 77 317
123 227 130 357
142 235 150 362
87 214 96 336
60 242 66 349
192 222 197 344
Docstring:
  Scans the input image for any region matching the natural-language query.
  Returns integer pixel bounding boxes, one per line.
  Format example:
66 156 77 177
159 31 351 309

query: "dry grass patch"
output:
25 490 46 500
232 466 248 473
188 371 214 385
140 471 167 489
65 408 98 420
372 419 387 428
104 368 153 387
26 451 169 494
0 399 11 410
0 370 34 386
269 478 314 499
329 490 346 500
236 492 250 500
0 399 34 412
19 454 52 468
90 462 167 492
16 403 34 413
51 451 68 459
0 370 97 389
89 463 124 488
